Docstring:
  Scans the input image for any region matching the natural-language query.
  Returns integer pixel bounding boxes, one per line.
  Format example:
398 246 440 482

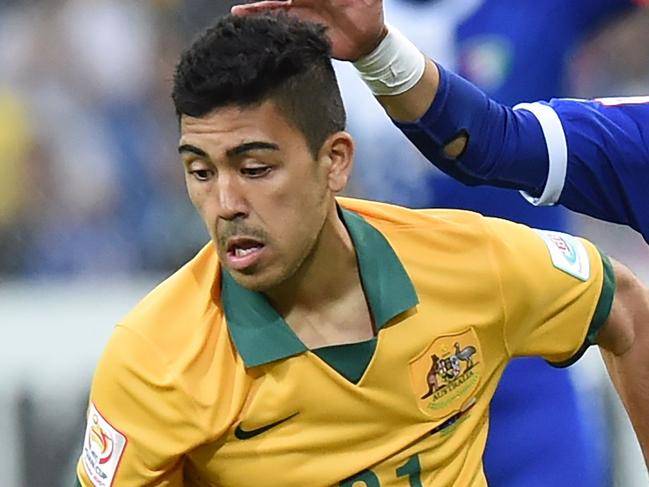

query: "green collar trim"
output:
221 207 419 367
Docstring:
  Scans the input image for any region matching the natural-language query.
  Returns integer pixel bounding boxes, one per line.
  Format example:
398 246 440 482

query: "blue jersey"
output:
514 97 649 240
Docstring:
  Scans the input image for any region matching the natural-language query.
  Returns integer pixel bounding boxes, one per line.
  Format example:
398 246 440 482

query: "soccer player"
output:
75 13 649 486
233 0 649 242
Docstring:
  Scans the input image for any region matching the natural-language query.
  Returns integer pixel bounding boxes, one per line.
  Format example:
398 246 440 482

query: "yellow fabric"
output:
77 198 606 487
0 88 30 225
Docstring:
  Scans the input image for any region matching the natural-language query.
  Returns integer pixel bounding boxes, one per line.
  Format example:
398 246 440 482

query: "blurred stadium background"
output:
0 1 647 485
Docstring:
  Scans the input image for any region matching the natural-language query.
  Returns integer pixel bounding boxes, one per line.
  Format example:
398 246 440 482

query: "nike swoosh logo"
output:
234 412 299 440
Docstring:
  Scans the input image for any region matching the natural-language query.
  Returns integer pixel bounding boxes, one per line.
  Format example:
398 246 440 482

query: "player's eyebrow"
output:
178 144 208 157
178 141 280 161
226 141 280 157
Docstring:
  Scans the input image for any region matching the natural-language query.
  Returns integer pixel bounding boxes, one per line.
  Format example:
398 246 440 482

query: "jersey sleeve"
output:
76 325 202 486
484 218 616 365
392 65 649 240
516 97 649 239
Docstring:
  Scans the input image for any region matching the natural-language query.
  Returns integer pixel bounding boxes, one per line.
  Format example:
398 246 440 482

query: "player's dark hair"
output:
172 13 346 156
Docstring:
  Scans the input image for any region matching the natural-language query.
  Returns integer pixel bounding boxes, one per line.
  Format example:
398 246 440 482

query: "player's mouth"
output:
225 237 266 271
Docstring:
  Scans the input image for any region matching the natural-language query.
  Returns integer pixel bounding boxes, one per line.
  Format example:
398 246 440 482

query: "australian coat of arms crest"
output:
409 329 482 419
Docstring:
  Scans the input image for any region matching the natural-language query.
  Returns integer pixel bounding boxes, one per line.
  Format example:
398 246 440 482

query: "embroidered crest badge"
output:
409 329 482 419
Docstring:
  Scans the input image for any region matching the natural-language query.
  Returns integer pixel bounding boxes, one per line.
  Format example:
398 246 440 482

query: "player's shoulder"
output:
338 196 491 240
338 196 555 248
118 242 226 358
91 244 245 438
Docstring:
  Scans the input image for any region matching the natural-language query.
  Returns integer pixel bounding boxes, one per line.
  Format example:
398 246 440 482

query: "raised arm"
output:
233 1 649 241
231 0 548 188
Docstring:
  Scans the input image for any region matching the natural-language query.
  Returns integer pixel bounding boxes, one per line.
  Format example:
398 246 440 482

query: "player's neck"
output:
265 206 374 347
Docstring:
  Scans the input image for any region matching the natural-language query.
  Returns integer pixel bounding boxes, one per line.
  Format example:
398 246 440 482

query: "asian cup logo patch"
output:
82 403 127 486
409 329 482 419
534 229 590 281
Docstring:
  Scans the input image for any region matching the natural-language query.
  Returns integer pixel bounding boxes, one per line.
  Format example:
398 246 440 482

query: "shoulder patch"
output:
81 403 127 487
534 229 590 281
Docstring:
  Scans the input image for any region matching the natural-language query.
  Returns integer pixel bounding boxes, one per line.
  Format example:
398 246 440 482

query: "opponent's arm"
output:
597 259 649 469
233 1 649 234
231 0 550 192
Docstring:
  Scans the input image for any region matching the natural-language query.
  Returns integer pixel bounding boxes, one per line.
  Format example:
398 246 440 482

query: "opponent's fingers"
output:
231 1 291 15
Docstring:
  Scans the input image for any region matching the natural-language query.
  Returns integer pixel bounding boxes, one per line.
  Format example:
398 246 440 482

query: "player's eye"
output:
189 169 214 182
241 165 272 178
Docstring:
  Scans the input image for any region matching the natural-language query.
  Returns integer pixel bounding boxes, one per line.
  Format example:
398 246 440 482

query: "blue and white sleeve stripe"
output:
514 102 568 207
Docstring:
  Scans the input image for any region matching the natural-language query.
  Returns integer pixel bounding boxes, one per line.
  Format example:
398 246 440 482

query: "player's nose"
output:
215 174 249 221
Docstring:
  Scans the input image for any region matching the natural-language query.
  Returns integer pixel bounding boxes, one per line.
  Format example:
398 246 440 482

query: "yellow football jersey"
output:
76 198 614 487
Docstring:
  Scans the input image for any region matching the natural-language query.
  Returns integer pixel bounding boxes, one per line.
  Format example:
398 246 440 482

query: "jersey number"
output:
340 454 423 487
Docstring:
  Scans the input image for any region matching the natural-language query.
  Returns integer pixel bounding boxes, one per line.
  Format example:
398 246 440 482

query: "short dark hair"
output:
172 13 346 156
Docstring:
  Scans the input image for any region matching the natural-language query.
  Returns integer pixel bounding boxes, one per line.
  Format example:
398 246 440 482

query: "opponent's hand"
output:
231 0 388 61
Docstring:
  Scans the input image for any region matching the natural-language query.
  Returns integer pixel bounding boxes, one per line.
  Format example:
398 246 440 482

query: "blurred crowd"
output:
0 0 237 277
0 0 647 278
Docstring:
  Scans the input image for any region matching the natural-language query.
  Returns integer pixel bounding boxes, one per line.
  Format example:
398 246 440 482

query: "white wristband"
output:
352 25 426 96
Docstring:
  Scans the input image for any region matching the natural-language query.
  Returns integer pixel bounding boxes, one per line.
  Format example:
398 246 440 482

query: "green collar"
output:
221 207 419 367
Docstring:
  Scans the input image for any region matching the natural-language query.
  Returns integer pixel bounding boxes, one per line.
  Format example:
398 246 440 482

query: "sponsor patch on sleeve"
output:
81 403 127 487
534 230 590 281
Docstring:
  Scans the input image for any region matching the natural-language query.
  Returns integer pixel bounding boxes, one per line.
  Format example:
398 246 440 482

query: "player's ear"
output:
318 131 354 193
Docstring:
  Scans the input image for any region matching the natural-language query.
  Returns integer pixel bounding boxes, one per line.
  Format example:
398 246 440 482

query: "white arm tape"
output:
352 25 426 97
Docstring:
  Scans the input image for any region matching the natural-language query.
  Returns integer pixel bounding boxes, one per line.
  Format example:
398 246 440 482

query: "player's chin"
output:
226 265 285 293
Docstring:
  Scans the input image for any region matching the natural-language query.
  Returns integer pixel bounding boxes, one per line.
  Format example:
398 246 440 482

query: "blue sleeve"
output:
393 66 649 240
394 64 550 193
539 97 649 238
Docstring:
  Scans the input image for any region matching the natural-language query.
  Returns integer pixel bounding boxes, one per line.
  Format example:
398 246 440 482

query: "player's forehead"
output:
178 102 301 158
